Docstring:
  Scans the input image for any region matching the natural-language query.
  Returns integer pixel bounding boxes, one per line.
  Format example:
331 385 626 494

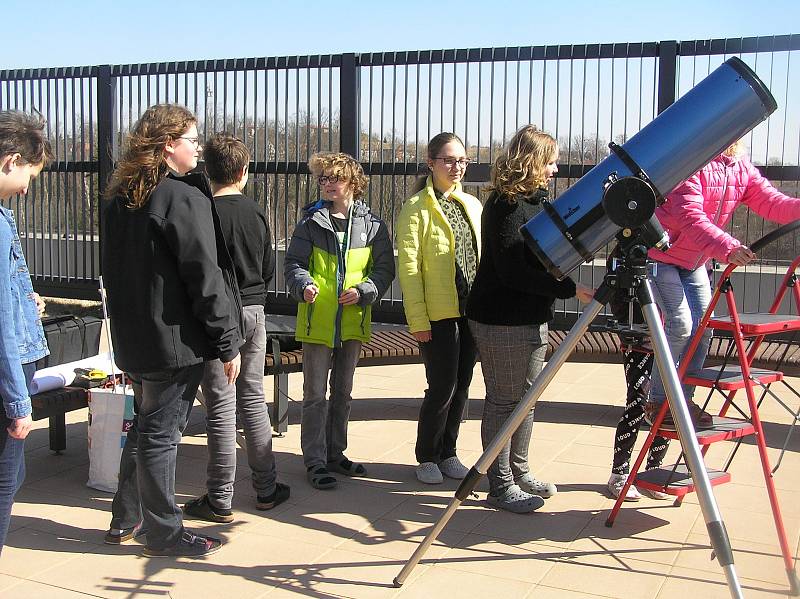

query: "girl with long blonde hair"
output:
466 125 592 513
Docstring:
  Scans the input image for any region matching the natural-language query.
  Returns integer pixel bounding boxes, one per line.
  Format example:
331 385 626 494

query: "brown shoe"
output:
644 401 714 431
687 401 714 429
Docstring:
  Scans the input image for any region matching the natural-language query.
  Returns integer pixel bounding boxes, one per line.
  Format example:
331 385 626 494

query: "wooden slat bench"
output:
265 327 800 434
265 329 423 433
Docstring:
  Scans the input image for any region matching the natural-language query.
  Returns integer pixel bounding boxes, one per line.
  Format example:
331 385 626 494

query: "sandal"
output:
327 457 367 477
307 465 337 490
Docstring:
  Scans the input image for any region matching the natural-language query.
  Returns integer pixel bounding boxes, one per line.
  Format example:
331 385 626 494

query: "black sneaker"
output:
104 521 147 545
143 530 222 558
256 482 291 510
183 494 234 524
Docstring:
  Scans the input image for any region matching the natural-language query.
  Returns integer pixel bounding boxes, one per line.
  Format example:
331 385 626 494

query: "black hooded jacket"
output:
101 172 243 373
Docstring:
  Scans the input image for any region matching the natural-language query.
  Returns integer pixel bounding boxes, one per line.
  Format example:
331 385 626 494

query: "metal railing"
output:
1 35 798 321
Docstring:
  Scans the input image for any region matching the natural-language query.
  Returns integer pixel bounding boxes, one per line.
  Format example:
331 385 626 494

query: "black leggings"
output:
612 349 670 475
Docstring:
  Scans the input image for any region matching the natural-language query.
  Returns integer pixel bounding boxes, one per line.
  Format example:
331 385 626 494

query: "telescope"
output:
521 56 777 279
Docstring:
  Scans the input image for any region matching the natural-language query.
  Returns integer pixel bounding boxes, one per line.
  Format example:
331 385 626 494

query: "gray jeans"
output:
202 305 276 509
111 363 204 550
301 340 361 469
469 320 548 495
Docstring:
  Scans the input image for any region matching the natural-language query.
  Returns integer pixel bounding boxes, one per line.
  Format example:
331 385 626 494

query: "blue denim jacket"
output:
0 206 48 419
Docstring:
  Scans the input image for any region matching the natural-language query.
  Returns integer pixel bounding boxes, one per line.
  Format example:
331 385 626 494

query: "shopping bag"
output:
86 385 135 493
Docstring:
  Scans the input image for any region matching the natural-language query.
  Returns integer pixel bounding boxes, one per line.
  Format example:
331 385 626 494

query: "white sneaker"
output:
416 462 443 484
607 473 641 502
438 456 469 479
638 486 670 500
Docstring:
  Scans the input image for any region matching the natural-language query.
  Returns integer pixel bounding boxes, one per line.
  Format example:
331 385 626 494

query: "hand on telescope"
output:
575 283 595 304
726 246 756 267
412 330 432 343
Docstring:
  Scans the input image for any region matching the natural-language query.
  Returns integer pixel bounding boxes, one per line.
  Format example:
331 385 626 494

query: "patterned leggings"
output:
612 349 670 475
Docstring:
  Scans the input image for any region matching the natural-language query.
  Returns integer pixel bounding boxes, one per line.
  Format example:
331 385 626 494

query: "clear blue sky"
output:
2 0 798 70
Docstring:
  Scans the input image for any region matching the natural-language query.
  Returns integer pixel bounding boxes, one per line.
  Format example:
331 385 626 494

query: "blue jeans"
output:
648 263 713 406
109 363 204 550
0 361 36 554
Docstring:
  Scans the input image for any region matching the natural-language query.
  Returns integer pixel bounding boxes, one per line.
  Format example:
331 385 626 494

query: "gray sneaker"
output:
486 484 545 514
438 456 469 479
516 473 557 498
416 462 443 484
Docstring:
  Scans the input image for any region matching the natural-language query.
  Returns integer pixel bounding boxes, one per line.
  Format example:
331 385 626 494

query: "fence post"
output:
96 65 116 196
96 65 116 282
657 40 678 114
339 53 360 159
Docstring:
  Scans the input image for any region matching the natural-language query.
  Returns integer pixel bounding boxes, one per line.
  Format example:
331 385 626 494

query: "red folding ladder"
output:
605 223 800 595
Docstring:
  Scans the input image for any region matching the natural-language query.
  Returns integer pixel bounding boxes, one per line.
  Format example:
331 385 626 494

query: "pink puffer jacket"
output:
649 152 800 270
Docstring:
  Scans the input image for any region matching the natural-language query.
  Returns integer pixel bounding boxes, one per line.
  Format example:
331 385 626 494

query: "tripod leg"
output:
639 279 744 599
393 294 609 587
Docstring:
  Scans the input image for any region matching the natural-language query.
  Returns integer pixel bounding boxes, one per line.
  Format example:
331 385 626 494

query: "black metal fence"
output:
1 35 799 320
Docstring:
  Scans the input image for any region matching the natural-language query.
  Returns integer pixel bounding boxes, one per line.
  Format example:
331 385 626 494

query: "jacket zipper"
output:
334 206 355 346
691 161 730 271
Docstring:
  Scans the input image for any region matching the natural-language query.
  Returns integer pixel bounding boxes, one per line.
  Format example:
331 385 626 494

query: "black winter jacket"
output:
466 189 576 326
101 173 243 373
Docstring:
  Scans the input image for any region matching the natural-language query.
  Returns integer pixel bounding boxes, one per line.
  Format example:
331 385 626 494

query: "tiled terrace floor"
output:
1 361 798 598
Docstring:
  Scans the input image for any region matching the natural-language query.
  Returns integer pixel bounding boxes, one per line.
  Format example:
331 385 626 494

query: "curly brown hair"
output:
309 152 368 199
489 125 557 201
105 104 196 209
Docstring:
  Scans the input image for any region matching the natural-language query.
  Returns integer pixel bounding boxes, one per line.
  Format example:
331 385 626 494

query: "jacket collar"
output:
302 198 369 218
522 187 550 204
168 171 213 199
424 175 466 205
715 151 742 168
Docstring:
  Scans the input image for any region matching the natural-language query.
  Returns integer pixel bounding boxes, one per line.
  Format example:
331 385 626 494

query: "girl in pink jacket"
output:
644 142 800 431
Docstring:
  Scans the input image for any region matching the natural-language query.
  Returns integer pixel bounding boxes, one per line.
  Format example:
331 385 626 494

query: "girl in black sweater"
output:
466 125 593 513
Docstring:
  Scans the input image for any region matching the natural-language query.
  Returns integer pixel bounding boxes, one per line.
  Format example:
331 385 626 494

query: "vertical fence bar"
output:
340 53 359 159
657 40 677 114
96 65 116 277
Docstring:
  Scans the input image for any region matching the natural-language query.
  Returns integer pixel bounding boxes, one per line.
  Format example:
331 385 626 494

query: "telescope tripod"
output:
394 231 744 599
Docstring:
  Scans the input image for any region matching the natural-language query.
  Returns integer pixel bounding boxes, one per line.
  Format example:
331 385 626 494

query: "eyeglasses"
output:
318 175 340 185
434 157 472 168
178 136 202 148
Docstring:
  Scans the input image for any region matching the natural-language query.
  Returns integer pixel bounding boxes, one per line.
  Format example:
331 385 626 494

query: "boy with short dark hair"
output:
183 133 289 522
0 110 52 552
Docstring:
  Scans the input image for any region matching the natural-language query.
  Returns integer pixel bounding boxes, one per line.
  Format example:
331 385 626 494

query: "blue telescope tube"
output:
521 56 777 280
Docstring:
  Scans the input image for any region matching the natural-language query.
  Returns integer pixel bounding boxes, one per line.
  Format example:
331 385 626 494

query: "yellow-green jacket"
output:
396 177 482 333
284 199 395 348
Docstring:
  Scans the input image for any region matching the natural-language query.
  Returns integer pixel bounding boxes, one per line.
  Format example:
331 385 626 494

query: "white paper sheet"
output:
30 352 118 395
